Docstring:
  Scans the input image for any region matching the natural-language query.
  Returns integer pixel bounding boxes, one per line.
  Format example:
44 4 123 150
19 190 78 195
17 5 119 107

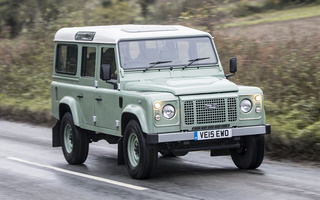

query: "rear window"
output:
56 44 78 74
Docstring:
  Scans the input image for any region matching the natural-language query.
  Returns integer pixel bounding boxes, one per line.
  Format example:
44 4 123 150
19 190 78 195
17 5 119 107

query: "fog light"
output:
155 114 161 121
256 107 261 113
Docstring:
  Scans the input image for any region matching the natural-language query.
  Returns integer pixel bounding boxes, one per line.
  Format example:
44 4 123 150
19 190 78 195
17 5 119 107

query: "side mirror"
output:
100 64 111 81
230 57 237 73
226 57 237 79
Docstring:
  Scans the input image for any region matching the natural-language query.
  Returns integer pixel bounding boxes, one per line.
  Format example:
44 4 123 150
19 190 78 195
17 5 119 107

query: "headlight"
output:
240 99 252 113
162 104 175 119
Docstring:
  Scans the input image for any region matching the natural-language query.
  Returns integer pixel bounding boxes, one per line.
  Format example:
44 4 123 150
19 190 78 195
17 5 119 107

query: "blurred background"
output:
0 0 319 161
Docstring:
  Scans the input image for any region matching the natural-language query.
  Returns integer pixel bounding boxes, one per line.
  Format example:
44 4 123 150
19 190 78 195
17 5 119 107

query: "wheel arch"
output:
121 104 150 135
59 96 85 127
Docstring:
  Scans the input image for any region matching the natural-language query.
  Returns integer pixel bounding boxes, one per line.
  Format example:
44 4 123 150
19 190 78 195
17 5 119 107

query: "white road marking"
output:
6 157 148 191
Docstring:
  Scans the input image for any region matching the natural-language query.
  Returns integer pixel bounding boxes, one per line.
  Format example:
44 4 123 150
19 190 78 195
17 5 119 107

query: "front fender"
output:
122 104 150 134
60 96 85 127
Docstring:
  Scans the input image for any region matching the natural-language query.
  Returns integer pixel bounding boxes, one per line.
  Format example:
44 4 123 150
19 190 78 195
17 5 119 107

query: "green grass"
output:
0 94 53 125
221 5 320 27
0 94 51 113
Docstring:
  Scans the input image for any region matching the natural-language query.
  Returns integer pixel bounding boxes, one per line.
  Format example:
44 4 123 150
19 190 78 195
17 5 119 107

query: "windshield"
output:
118 37 218 70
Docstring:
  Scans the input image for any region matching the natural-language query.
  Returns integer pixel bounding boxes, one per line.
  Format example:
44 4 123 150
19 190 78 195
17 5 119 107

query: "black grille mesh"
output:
183 98 237 125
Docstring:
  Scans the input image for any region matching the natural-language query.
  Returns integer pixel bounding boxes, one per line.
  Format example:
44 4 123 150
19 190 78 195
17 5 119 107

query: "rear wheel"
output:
60 112 89 164
123 120 158 179
230 135 265 169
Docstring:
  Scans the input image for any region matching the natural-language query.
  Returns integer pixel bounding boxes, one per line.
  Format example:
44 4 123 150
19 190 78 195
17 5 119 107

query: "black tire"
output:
230 135 265 169
60 112 89 164
123 120 158 179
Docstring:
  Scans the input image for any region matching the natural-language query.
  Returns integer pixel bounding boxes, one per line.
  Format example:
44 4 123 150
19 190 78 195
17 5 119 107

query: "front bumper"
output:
147 124 271 144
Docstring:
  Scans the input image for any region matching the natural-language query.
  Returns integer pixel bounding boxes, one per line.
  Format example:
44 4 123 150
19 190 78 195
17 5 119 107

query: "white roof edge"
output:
54 25 212 43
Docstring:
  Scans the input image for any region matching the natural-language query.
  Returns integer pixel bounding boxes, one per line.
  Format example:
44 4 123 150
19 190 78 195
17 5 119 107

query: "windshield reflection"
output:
118 37 218 70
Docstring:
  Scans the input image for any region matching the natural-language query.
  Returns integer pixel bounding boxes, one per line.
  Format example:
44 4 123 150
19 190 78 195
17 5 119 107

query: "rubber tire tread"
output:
230 135 265 169
123 120 158 179
60 112 89 165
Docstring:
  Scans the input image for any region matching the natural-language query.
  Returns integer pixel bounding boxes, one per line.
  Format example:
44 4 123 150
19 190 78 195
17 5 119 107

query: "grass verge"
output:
0 94 55 126
221 5 320 27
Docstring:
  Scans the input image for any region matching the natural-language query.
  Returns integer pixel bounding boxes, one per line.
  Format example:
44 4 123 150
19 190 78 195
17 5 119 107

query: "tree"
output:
138 0 156 21
97 0 138 25
179 0 216 34
0 0 64 38
0 0 24 37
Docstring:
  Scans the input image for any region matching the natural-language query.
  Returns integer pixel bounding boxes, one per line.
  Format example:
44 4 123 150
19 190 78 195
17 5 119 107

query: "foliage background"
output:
0 0 319 160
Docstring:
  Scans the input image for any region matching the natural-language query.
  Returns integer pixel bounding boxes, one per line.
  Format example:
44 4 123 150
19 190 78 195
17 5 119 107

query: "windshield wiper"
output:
144 61 172 72
183 57 210 69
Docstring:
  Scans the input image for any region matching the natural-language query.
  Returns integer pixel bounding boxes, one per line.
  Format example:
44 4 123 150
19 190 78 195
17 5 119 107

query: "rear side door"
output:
78 44 97 126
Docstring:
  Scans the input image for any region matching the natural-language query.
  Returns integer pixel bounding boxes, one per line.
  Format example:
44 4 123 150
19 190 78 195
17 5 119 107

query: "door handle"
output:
77 95 83 99
95 97 102 101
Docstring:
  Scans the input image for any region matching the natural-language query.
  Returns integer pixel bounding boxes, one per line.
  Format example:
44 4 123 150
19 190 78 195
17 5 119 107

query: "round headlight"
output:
240 99 252 113
162 105 175 119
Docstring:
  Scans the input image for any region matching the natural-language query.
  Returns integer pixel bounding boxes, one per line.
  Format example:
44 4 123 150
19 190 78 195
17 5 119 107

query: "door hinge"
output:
93 116 97 123
115 120 120 127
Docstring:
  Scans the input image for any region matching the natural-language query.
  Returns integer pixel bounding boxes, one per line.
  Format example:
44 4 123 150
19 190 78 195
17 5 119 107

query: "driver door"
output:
94 45 121 133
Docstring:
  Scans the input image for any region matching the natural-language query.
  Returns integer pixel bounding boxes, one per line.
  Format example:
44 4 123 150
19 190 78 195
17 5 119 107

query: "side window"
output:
101 48 117 79
81 47 96 77
56 44 78 74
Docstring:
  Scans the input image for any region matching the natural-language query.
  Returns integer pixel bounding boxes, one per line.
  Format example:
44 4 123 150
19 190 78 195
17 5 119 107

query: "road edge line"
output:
6 157 148 191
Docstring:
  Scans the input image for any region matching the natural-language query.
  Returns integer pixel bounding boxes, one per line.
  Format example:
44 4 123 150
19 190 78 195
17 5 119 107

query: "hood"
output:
124 77 238 95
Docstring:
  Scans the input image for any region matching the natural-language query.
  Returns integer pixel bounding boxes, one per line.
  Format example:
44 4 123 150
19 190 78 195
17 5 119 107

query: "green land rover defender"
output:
51 25 271 179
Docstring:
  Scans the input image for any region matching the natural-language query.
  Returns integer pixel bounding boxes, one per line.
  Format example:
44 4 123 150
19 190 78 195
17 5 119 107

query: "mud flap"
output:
118 137 125 165
52 120 61 147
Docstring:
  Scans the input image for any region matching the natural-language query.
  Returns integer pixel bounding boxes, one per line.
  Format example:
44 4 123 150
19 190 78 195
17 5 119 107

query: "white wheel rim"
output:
64 124 73 153
128 132 139 167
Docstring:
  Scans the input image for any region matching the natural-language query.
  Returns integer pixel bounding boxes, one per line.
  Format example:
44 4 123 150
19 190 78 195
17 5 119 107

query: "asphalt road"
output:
0 120 319 200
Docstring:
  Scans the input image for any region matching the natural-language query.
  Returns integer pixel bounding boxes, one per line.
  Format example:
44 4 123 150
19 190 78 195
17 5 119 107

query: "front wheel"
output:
230 135 265 169
60 112 89 164
123 120 158 179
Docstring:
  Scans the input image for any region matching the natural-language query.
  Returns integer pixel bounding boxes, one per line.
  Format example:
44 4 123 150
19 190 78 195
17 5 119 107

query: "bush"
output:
265 0 320 8
234 0 320 17
0 37 53 101
214 31 320 160
233 2 264 17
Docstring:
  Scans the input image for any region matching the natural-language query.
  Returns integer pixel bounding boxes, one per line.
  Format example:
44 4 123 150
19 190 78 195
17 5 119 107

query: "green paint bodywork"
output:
51 33 266 139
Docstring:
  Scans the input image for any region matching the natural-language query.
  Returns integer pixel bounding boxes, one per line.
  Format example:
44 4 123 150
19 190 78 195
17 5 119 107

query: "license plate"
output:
194 129 232 141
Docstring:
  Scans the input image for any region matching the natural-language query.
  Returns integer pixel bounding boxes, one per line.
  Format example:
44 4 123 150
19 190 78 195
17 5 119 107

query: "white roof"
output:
54 25 212 43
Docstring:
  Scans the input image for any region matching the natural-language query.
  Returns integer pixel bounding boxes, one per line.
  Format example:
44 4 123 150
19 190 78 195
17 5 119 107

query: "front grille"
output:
227 98 237 121
183 98 237 125
196 99 226 124
184 101 194 125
